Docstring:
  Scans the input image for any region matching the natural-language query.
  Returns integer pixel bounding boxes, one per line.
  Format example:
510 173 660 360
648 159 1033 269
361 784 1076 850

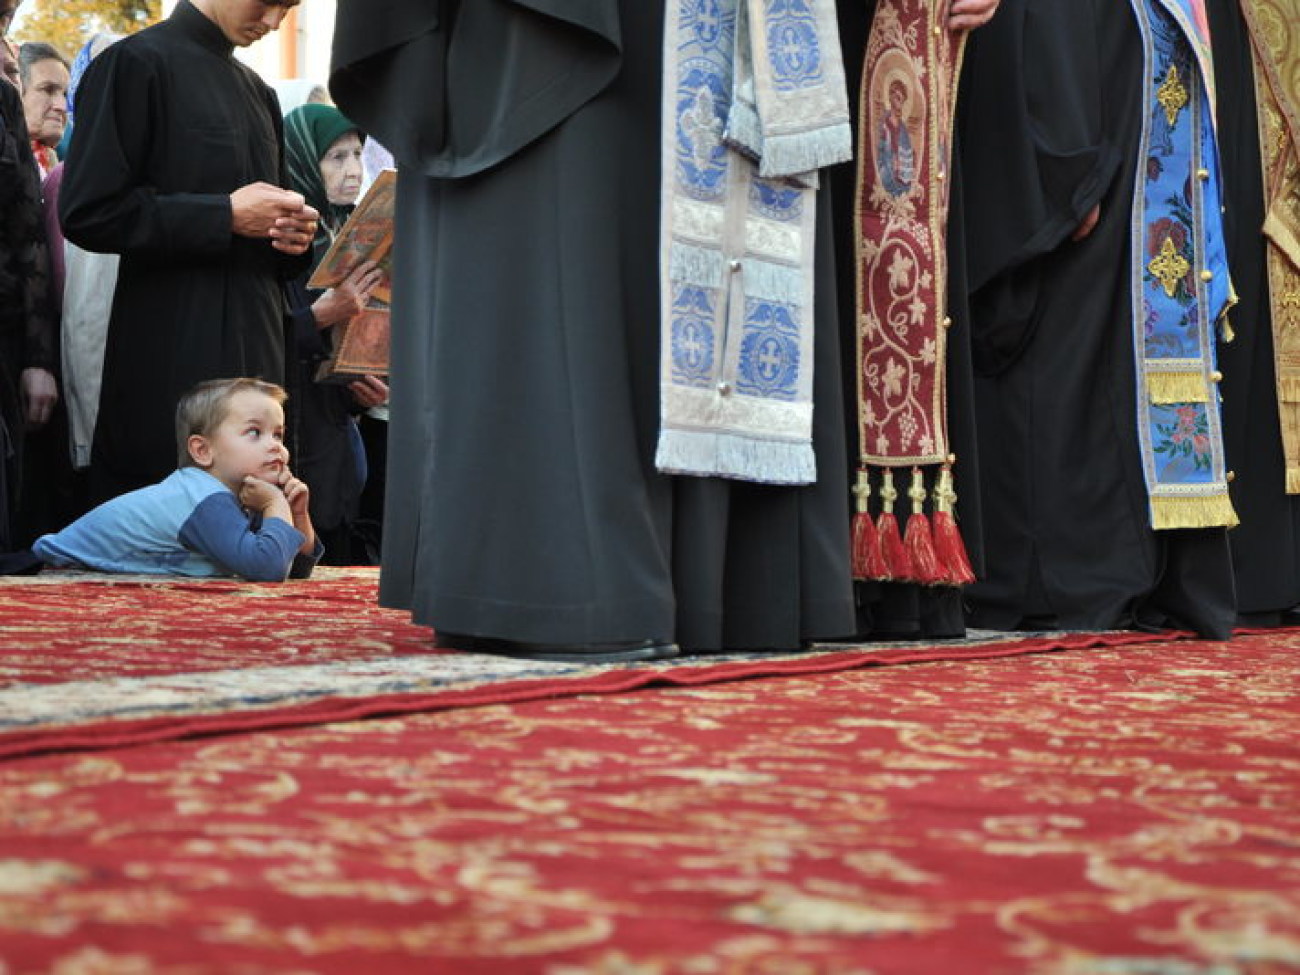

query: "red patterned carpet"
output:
1 571 1298 972
0 569 1169 760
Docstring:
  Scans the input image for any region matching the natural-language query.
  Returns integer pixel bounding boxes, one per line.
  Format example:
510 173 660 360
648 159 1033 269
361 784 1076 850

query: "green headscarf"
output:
283 103 363 273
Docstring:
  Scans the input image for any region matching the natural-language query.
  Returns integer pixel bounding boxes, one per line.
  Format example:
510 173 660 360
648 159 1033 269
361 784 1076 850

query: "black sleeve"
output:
329 0 622 178
957 0 1122 373
0 82 57 373
285 276 329 360
59 46 232 260
959 0 1120 291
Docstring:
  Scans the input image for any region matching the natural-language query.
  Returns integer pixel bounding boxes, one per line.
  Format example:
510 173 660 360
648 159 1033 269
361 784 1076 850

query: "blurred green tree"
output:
12 0 160 60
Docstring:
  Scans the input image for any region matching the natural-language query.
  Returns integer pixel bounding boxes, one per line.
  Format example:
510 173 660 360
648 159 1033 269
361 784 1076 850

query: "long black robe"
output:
330 0 856 651
0 81 56 550
831 0 985 639
60 1 302 503
958 0 1236 638
1207 0 1300 623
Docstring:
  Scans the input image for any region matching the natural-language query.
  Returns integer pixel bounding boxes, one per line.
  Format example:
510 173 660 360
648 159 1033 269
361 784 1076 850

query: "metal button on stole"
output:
1210 371 1223 382
1227 471 1237 482
718 382 732 397
1197 168 1210 180
729 259 742 272
1201 270 1214 281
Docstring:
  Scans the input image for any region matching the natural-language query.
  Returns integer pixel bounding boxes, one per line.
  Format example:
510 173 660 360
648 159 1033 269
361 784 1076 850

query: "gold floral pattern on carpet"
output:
0 634 1298 972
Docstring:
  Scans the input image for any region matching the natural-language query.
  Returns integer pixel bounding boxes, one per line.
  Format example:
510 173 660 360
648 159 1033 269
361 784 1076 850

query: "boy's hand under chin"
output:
239 474 293 526
278 469 318 556
239 461 318 558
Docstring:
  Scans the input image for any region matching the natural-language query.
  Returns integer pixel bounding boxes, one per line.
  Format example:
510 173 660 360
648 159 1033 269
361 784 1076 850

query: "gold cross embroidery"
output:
1149 236 1191 298
1157 63 1189 128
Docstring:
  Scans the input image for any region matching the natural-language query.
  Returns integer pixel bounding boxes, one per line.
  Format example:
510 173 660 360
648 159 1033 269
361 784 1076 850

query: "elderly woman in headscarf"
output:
12 32 116 543
282 102 387 566
48 32 120 485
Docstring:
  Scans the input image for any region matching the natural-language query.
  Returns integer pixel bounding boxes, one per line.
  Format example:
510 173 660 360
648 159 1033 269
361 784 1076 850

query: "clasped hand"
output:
230 181 321 256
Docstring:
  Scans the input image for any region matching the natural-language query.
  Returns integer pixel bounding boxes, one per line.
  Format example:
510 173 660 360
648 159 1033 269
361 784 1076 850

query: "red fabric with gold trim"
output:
852 0 969 584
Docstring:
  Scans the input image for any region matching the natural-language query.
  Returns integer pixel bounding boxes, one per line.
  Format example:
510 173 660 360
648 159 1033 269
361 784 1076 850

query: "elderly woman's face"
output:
319 131 363 207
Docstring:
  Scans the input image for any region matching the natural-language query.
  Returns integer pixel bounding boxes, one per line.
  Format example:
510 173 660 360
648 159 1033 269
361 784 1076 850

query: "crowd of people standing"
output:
3 0 1297 660
1 0 386 570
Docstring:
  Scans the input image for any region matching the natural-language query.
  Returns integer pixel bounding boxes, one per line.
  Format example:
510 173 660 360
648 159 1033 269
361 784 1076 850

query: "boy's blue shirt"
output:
33 468 322 581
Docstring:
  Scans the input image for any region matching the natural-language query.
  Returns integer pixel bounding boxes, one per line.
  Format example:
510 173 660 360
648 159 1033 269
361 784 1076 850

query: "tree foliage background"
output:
13 0 161 60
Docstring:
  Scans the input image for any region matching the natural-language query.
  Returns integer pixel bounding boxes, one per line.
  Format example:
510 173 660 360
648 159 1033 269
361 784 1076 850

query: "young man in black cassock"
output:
60 0 318 505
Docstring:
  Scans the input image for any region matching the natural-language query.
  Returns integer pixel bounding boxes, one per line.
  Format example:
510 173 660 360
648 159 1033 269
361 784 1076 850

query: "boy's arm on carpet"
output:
178 493 308 582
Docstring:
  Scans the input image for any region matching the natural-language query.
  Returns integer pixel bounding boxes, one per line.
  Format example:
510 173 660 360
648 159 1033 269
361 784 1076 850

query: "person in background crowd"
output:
958 0 1237 638
60 0 318 505
0 36 19 90
54 30 118 160
347 129 393 563
31 33 124 536
281 102 387 565
17 41 67 177
0 1 57 552
0 0 18 40
272 77 329 114
357 134 392 198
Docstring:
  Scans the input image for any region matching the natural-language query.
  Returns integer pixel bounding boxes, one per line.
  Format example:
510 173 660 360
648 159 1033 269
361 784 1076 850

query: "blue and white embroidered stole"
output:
657 0 851 484
1129 0 1239 529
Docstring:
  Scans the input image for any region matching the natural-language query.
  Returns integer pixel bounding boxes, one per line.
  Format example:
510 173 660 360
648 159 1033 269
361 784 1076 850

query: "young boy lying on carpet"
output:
23 378 323 581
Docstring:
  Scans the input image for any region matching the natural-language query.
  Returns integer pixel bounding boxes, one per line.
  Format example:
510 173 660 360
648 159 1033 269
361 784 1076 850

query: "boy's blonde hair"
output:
176 378 287 468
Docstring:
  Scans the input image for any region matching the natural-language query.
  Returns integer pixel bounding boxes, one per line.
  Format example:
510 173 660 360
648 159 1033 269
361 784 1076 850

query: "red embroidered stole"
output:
850 0 971 585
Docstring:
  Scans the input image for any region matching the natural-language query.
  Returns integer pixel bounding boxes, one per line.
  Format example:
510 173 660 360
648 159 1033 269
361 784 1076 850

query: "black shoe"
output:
434 633 679 664
0 549 44 575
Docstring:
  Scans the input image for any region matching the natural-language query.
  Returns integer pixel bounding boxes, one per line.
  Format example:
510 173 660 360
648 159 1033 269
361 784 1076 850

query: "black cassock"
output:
0 81 56 549
330 0 855 651
60 0 301 502
1207 0 1300 624
957 0 1236 637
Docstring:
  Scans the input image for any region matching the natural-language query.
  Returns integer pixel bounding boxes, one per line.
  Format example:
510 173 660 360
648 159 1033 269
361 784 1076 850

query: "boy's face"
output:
190 390 289 493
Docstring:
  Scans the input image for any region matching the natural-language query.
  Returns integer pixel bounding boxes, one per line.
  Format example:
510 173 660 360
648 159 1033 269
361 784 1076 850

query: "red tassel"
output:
876 512 910 580
850 468 889 580
933 463 976 585
864 525 890 580
851 510 880 579
875 470 912 580
903 468 944 585
932 511 975 585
